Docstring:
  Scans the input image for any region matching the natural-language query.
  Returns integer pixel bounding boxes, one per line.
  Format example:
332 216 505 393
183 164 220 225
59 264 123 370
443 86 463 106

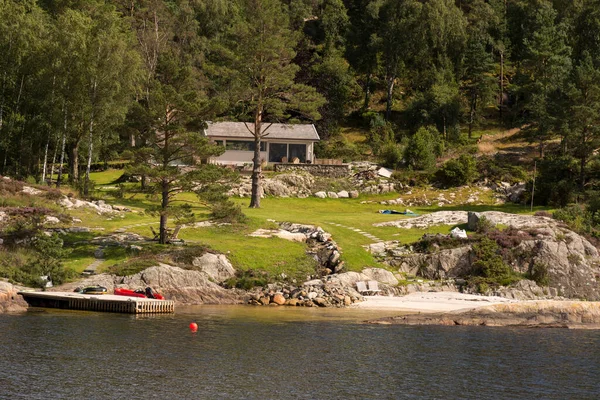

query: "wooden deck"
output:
18 291 174 314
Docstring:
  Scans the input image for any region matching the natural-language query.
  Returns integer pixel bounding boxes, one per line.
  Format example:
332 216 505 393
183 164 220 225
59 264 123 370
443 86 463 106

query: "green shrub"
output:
225 270 268 290
43 189 63 201
474 215 493 233
471 237 512 280
435 154 479 187
391 170 431 187
379 142 404 169
553 205 586 231
404 126 442 170
477 155 528 184
210 200 246 224
528 262 549 286
532 156 577 207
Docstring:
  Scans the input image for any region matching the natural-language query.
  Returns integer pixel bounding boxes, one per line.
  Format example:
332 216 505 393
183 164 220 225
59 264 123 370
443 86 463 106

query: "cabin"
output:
204 122 320 166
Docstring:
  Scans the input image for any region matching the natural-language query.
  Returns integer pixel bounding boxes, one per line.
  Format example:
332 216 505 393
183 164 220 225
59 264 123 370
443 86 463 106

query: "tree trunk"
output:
499 49 504 121
249 110 263 208
363 73 371 110
580 154 586 192
57 101 68 188
160 178 169 244
0 71 6 133
42 136 50 184
386 75 395 121
469 95 477 139
84 80 97 197
68 143 79 185
49 136 58 186
57 131 66 188
84 121 94 196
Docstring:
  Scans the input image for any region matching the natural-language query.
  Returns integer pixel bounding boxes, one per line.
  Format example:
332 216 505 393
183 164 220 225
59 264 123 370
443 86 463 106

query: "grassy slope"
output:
5 125 546 280
69 168 546 276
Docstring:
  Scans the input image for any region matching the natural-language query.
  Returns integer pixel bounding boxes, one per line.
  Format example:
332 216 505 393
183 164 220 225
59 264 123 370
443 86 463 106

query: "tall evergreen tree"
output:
212 0 325 209
520 0 572 157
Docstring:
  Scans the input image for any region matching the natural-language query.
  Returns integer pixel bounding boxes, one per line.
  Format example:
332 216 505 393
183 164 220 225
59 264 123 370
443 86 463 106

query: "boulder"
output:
44 216 61 224
327 192 338 199
22 186 43 196
0 281 27 313
362 268 399 286
262 180 291 197
337 190 349 198
54 264 244 305
272 293 286 305
394 246 473 279
191 253 236 283
326 271 370 287
314 191 327 199
467 211 480 231
349 190 359 199
273 173 314 192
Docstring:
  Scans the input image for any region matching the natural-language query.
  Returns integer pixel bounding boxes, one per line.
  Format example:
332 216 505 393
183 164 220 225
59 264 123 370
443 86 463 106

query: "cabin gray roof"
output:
204 122 320 141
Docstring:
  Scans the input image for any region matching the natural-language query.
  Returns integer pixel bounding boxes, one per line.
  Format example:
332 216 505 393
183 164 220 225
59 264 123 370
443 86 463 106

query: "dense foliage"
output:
1 0 600 206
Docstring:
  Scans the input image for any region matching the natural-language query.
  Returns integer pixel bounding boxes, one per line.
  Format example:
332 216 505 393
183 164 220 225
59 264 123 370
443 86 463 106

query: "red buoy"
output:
189 322 198 332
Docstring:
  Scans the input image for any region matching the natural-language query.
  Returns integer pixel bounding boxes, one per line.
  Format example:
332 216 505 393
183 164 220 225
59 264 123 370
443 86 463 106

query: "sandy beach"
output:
351 292 518 313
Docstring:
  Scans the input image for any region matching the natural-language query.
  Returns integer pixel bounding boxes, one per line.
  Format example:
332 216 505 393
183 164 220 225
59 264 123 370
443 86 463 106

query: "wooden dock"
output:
18 291 175 314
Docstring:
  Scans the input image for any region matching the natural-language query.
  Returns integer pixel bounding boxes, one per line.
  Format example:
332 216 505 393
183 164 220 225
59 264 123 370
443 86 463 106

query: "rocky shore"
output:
367 300 600 328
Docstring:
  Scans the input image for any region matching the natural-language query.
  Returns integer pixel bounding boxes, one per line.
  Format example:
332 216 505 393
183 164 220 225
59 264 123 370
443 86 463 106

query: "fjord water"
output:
2 306 599 399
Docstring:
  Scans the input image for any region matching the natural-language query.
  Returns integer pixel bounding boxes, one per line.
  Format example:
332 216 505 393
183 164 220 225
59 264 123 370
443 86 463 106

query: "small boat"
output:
114 287 165 300
74 286 108 295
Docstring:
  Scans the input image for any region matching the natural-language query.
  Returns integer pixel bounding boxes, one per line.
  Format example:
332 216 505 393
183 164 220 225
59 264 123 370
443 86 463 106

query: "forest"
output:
1 0 600 209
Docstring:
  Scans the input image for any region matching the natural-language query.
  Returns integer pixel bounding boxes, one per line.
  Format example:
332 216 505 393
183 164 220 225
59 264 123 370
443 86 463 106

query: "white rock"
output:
337 190 349 198
314 191 327 199
191 253 236 283
327 192 338 199
22 186 43 195
44 216 60 224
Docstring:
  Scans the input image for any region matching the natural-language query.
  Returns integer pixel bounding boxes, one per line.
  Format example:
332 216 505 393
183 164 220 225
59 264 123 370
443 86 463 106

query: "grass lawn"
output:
53 168 552 276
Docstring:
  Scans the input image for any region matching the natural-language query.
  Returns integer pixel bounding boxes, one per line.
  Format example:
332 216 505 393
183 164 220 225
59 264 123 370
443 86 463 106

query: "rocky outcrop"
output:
53 264 245 305
369 301 600 328
375 210 558 230
191 253 236 283
58 196 131 214
248 267 406 307
375 211 600 301
274 164 351 178
0 281 27 313
228 173 315 198
248 280 362 307
394 246 473 279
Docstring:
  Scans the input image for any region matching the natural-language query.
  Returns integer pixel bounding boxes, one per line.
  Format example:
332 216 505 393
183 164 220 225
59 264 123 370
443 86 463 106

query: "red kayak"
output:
114 287 165 300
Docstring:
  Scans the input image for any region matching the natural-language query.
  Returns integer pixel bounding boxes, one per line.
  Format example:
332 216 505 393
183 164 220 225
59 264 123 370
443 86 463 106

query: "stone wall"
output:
274 163 351 178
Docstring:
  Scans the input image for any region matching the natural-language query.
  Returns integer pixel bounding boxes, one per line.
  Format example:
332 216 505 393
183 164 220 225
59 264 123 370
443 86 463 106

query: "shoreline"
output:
351 292 518 313
355 294 600 329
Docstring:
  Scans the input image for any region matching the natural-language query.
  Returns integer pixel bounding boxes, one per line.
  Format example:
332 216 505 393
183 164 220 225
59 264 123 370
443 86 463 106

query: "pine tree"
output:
212 0 325 208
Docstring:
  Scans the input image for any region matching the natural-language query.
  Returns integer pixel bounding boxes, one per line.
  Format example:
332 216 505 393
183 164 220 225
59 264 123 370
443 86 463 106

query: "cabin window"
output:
269 143 288 162
288 144 307 163
225 140 266 151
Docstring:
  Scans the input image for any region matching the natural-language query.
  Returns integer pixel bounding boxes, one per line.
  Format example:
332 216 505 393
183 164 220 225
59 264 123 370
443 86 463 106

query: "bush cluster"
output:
435 154 479 187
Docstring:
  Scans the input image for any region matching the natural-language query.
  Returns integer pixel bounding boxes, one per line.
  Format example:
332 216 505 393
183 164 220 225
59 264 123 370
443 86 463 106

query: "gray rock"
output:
327 192 338 199
44 216 60 224
467 211 480 231
362 268 399 285
191 253 236 283
349 190 359 199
